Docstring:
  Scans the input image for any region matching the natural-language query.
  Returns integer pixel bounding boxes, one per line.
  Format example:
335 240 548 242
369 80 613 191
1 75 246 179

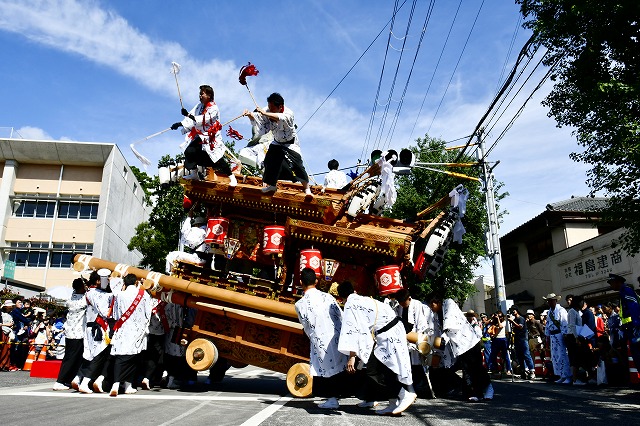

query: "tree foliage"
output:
387 136 505 303
128 154 186 272
517 0 640 254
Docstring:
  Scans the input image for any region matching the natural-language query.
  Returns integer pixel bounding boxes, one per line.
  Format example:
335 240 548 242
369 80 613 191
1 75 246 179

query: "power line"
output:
298 0 409 134
426 0 486 134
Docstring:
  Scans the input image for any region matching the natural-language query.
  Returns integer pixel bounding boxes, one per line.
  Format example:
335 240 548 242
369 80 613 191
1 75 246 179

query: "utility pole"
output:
476 132 507 313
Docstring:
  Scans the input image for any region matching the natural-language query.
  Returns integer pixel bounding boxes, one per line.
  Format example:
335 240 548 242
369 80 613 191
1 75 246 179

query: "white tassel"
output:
130 144 151 169
170 61 181 75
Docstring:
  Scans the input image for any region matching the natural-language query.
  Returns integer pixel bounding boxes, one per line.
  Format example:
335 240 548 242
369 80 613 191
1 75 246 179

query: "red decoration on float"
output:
226 126 244 141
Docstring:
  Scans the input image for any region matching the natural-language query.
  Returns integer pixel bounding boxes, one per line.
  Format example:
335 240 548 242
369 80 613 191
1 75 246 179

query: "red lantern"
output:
205 217 229 245
299 249 322 277
375 265 403 296
263 225 285 255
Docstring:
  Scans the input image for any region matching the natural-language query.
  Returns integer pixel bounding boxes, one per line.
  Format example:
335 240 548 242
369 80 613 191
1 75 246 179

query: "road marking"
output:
158 399 212 426
240 395 292 426
0 382 54 395
5 391 281 402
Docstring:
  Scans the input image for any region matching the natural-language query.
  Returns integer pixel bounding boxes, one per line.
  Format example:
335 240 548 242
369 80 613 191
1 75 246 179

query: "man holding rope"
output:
243 93 312 196
171 85 237 186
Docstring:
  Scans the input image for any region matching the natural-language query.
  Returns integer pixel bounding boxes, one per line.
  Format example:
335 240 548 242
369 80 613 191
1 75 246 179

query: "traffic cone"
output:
533 350 544 376
36 346 47 361
23 345 37 371
627 345 640 385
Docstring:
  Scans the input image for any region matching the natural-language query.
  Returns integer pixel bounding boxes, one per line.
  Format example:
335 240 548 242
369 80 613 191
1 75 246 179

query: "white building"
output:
0 137 152 295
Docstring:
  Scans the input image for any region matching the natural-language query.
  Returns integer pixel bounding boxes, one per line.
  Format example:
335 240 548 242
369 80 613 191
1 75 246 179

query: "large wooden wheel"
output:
186 338 219 371
286 362 313 397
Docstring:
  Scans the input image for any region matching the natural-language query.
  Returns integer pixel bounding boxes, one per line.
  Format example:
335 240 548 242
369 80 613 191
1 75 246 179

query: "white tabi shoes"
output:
110 382 119 397
124 382 137 394
78 378 93 394
318 397 339 409
228 174 237 187
92 375 105 393
357 400 379 408
392 388 417 415
375 399 398 416
52 382 69 391
141 378 151 390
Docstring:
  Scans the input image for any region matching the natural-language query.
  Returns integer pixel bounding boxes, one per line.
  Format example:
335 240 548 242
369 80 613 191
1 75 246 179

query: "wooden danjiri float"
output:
73 158 460 397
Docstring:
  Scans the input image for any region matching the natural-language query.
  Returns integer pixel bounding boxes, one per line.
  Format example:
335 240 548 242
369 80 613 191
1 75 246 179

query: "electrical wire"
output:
426 0 486 135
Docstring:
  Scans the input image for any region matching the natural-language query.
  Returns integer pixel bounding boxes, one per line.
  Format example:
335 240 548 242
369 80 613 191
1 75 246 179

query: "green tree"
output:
387 136 505 303
517 0 640 254
128 154 186 272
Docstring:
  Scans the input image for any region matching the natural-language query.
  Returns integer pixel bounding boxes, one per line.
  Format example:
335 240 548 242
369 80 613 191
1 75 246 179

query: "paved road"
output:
1 368 639 425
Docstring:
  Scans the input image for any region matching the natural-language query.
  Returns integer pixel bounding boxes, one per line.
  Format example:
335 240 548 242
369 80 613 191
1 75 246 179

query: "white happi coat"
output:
250 106 302 155
83 288 113 361
165 218 210 273
323 169 349 190
432 299 481 368
338 294 412 385
545 303 571 378
179 101 225 162
64 292 87 340
164 303 185 357
295 288 347 377
394 299 435 365
110 285 151 356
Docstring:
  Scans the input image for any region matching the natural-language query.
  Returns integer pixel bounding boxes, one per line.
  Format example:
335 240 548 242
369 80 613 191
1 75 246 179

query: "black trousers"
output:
453 341 491 398
362 355 404 401
10 334 29 369
184 137 232 175
79 345 111 380
262 144 309 186
144 334 165 382
56 338 84 384
113 354 140 384
312 370 357 399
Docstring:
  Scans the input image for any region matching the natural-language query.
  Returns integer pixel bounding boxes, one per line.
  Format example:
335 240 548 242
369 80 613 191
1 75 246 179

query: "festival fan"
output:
239 62 260 109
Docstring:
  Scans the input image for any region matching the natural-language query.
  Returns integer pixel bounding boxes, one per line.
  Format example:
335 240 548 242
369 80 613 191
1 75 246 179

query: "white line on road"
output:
240 395 292 426
158 399 212 426
4 391 281 402
0 382 55 395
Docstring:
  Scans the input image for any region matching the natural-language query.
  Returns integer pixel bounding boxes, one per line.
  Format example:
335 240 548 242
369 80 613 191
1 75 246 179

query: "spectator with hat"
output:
508 306 535 379
543 293 572 384
526 309 544 353
606 273 640 371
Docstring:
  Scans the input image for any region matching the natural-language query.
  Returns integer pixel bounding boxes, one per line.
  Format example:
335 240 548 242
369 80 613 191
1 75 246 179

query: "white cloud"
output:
14 126 54 140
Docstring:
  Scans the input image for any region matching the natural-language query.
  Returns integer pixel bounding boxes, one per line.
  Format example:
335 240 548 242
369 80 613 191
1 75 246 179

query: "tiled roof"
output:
545 196 609 212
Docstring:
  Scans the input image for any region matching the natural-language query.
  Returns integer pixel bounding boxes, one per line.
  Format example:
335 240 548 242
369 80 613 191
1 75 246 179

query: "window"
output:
123 166 128 180
50 243 93 268
58 202 98 219
14 200 55 218
133 182 138 195
526 234 555 265
502 249 521 284
7 242 49 267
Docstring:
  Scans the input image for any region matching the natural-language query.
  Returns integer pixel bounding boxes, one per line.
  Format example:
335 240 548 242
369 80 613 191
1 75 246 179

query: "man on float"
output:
243 92 312 196
165 215 211 273
171 84 237 186
337 281 417 415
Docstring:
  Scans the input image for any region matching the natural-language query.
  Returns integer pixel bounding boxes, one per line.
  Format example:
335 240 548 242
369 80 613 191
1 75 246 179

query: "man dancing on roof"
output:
243 92 312 196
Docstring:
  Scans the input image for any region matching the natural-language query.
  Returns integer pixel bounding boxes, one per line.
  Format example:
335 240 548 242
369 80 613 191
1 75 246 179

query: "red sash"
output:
111 288 146 335
152 301 170 334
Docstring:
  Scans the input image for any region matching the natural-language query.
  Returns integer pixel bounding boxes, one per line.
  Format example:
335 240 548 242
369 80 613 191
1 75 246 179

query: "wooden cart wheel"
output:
286 363 313 398
186 338 219 371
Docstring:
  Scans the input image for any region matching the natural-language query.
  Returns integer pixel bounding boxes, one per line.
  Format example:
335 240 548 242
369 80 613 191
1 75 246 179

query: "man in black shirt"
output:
508 306 535 379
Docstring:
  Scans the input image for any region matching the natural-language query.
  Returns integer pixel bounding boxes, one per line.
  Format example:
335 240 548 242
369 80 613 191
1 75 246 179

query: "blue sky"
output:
0 0 590 264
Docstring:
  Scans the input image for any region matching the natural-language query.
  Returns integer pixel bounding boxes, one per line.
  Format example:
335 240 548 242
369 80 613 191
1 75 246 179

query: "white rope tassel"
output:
144 271 163 293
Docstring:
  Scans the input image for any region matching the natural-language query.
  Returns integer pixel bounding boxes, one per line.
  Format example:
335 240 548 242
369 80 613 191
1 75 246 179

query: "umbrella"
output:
46 286 74 301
